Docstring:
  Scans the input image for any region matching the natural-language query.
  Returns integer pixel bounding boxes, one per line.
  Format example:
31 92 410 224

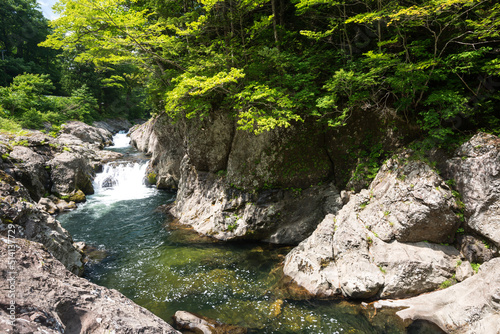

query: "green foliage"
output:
66 85 98 123
471 263 481 273
0 116 25 134
227 222 238 232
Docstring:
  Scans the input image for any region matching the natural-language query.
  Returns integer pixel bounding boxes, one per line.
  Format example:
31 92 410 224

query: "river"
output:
57 133 407 333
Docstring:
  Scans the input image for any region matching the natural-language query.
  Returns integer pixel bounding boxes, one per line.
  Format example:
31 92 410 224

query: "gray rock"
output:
93 119 132 134
0 239 180 334
9 145 50 201
284 157 461 300
283 214 341 297
49 151 95 196
60 121 113 148
0 170 83 275
455 260 474 282
375 257 500 334
171 155 343 245
372 239 460 298
363 154 459 243
38 197 58 214
456 234 494 263
446 132 500 247
173 311 247 334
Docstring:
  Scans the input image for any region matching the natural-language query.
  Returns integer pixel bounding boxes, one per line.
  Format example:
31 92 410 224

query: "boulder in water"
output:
173 311 247 334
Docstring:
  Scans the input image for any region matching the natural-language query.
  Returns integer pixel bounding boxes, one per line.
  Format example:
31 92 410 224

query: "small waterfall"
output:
108 131 131 148
93 162 155 203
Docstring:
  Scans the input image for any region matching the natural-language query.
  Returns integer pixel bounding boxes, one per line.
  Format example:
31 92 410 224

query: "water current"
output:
58 133 408 333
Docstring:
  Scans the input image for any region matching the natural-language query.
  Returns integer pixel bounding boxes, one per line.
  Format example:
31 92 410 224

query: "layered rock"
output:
0 170 83 275
375 257 500 334
283 157 461 299
58 121 113 148
0 238 180 334
446 132 500 248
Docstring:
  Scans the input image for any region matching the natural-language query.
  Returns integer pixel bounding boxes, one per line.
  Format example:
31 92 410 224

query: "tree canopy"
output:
36 0 500 141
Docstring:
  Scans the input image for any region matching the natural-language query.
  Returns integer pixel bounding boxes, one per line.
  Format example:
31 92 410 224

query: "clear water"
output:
57 135 407 333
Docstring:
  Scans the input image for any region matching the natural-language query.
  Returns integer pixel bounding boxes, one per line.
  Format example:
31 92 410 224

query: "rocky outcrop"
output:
0 170 83 275
283 157 461 299
131 113 343 244
0 120 129 274
375 257 500 334
446 132 500 248
0 238 180 334
49 151 96 196
1 122 124 202
171 155 343 244
58 121 113 148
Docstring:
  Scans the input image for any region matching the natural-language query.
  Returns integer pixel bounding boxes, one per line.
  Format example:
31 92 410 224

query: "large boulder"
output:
8 145 50 201
49 151 95 196
0 170 83 275
375 257 500 334
361 153 460 243
0 239 180 334
446 132 500 247
58 121 113 148
171 155 343 245
283 157 461 299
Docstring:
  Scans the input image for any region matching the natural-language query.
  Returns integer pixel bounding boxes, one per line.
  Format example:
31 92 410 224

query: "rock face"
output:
375 257 500 334
0 170 83 275
49 151 95 196
171 155 343 244
0 239 180 334
446 132 500 247
283 157 461 299
131 113 344 244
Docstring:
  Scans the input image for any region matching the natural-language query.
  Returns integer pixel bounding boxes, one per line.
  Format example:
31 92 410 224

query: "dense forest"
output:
1 0 499 147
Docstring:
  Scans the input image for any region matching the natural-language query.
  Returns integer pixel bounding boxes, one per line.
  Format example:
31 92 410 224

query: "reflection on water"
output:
58 134 407 333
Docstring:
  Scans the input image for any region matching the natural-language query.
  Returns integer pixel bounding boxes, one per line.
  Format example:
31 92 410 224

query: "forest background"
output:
1 0 499 148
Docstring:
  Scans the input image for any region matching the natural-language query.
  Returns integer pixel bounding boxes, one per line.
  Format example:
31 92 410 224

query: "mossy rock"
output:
67 190 86 203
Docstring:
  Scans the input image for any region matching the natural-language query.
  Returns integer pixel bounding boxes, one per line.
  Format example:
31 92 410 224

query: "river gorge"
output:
1 119 499 333
57 133 406 333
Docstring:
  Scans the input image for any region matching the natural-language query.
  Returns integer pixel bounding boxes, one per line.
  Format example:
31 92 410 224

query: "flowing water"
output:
58 134 408 334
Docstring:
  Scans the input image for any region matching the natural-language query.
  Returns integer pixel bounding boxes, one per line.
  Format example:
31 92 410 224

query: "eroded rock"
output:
0 170 83 275
375 257 500 334
0 239 180 334
173 311 246 334
171 155 343 245
284 157 461 300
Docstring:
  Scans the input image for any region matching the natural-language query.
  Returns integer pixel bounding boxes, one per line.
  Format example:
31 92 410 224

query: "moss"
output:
147 172 157 185
68 190 86 203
